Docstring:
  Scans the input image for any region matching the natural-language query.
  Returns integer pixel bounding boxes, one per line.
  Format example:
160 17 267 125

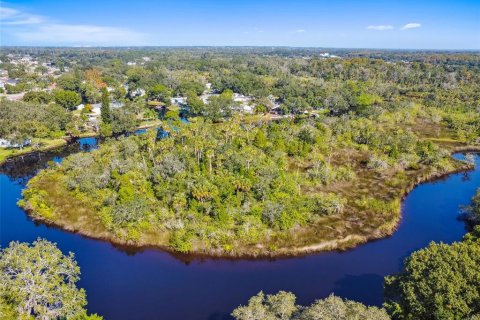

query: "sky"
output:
1 0 479 49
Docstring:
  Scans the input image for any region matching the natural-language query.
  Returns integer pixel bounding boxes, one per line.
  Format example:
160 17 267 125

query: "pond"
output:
1 138 479 320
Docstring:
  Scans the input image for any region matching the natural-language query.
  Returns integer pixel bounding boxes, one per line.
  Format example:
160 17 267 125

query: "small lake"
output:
1 138 479 320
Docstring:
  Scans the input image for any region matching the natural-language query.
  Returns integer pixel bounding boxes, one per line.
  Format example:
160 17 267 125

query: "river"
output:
1 137 479 320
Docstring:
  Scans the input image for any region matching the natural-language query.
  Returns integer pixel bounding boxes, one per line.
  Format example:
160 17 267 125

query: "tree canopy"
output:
0 239 101 320
385 228 480 320
232 291 390 320
53 89 81 110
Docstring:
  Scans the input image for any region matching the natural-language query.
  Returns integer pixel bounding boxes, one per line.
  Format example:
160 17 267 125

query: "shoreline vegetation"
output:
19 148 477 259
0 138 68 165
18 112 480 258
0 120 162 165
3 47 478 259
232 227 480 319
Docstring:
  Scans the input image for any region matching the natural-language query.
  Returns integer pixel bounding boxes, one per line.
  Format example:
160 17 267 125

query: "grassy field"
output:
0 120 163 164
0 138 67 164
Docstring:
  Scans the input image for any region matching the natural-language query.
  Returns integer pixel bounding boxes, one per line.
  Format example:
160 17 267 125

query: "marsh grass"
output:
19 121 479 257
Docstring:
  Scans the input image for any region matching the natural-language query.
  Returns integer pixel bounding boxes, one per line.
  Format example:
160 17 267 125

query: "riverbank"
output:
18 136 480 258
0 120 163 165
288 150 478 257
0 138 68 165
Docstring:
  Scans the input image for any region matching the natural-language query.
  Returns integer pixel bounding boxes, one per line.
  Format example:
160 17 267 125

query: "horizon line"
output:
1 45 479 52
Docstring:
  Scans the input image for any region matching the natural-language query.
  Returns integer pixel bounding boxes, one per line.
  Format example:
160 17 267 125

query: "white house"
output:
200 93 218 104
241 105 254 114
0 138 31 148
170 97 187 105
319 52 339 58
0 78 19 89
131 88 146 97
233 93 252 103
76 101 124 117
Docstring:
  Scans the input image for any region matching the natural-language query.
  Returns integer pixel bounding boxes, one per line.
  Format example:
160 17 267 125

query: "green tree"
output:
148 84 171 106
253 129 268 148
164 109 180 122
384 234 480 320
23 91 52 104
176 80 205 96
101 87 111 123
53 89 81 110
5 83 27 94
0 239 101 319
110 107 138 135
82 82 101 104
232 291 390 320
296 294 390 320
56 73 81 92
462 188 480 225
255 104 268 114
186 91 205 115
203 91 234 121
232 291 297 320
99 122 112 137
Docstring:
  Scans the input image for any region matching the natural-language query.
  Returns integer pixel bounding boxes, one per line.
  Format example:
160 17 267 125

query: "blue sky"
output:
1 0 479 49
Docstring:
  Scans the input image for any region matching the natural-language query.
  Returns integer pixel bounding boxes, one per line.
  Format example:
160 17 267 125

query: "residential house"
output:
170 97 187 106
0 138 31 149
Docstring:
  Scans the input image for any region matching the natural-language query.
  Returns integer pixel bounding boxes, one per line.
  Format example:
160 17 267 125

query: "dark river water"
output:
1 138 479 320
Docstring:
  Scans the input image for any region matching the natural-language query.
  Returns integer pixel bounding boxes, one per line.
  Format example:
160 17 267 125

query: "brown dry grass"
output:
21 119 479 258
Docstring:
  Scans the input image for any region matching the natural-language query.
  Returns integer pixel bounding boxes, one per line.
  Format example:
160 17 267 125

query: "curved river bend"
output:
1 138 479 320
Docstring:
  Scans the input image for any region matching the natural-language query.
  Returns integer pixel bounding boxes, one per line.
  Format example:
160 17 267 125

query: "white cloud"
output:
367 25 394 31
0 6 44 25
401 23 422 30
16 24 147 45
0 6 19 18
288 29 306 34
0 5 148 45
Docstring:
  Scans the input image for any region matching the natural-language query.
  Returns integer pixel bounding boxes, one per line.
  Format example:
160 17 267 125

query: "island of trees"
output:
19 110 477 256
0 47 474 256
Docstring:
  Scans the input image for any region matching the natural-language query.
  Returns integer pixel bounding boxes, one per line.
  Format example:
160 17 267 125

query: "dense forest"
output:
1 47 479 141
20 108 475 255
3 47 476 255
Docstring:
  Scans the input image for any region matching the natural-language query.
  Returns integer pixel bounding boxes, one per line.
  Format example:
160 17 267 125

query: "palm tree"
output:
206 149 215 174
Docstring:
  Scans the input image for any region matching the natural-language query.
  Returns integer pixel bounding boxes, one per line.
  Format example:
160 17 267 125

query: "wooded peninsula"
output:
4 48 476 257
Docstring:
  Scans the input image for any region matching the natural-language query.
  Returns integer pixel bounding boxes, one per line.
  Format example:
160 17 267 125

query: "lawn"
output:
0 138 67 164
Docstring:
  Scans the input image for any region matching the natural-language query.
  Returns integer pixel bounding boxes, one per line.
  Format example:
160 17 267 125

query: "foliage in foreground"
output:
0 239 101 320
231 291 390 320
384 227 480 320
461 187 480 225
